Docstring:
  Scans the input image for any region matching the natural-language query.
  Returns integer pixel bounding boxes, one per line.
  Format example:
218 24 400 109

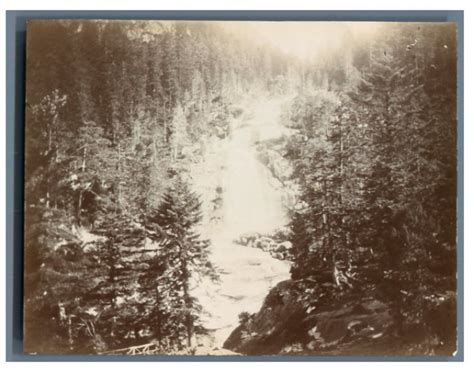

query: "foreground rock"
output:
224 277 456 356
225 279 393 355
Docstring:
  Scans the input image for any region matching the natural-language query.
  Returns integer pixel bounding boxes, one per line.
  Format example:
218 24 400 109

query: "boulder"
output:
224 279 396 356
276 241 292 252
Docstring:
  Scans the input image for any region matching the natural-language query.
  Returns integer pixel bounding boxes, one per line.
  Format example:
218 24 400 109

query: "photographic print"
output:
23 20 457 356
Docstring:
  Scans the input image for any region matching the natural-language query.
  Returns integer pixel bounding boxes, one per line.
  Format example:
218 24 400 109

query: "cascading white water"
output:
220 125 286 239
192 96 292 352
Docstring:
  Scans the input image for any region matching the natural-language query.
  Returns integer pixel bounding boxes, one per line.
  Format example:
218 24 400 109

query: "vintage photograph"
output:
23 20 457 356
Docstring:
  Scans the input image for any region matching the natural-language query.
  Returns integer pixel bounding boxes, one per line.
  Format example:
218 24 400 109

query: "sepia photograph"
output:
22 19 458 357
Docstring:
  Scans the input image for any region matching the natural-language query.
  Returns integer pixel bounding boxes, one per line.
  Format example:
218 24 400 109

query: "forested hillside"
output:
226 23 457 356
24 21 457 356
24 20 292 353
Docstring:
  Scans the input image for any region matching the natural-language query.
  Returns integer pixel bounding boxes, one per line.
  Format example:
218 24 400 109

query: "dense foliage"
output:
286 23 457 354
24 21 457 355
24 20 289 353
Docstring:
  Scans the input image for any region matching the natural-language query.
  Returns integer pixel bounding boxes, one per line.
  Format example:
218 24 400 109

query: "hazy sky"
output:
100 20 381 60
222 21 379 60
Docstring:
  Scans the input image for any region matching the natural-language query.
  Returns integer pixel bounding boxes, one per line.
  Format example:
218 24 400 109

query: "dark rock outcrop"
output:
224 279 397 355
224 275 457 356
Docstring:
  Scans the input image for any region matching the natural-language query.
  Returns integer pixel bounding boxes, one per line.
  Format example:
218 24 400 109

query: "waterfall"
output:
191 96 292 352
220 125 286 239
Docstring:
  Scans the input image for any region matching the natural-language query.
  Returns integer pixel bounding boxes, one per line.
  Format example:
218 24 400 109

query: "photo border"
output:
5 10 464 362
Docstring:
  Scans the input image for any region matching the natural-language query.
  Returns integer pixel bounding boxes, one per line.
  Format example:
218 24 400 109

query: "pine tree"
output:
286 91 344 281
23 206 104 353
341 25 457 349
142 174 217 348
87 214 147 350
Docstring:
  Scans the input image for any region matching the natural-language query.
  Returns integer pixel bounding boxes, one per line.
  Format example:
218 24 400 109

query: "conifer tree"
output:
142 174 217 348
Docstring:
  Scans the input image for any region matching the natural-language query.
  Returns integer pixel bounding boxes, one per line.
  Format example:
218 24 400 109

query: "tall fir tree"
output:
141 174 218 348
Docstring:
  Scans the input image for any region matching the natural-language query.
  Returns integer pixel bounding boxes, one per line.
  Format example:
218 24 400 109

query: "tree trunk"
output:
81 146 87 172
179 241 193 348
182 279 193 348
77 190 84 226
117 144 122 212
68 315 73 350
